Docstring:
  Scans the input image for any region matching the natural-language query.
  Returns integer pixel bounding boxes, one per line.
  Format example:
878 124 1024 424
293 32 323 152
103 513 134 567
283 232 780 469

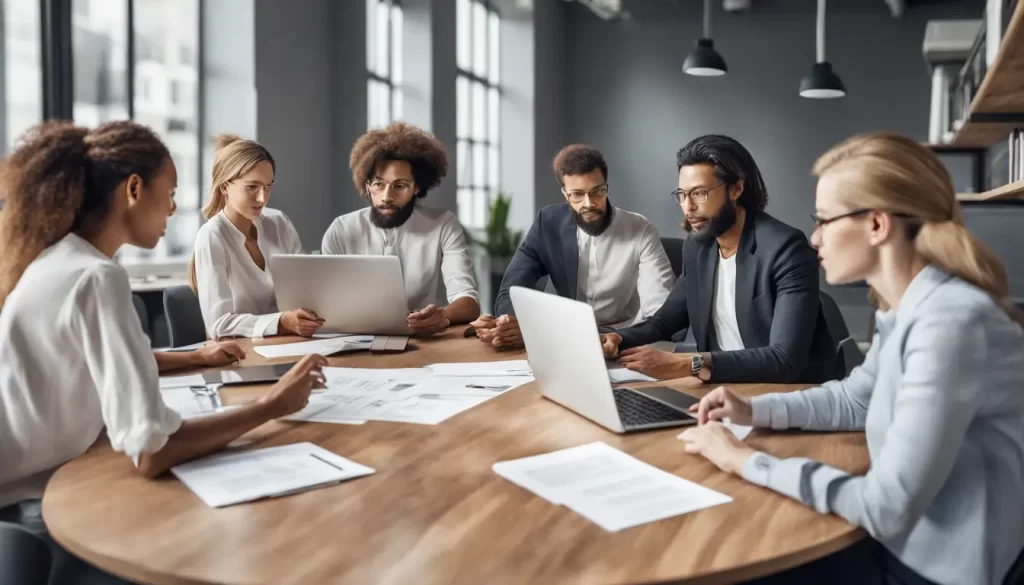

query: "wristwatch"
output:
690 354 704 377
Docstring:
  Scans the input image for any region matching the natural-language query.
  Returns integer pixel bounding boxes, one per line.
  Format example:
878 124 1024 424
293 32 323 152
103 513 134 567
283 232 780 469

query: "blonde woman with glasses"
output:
190 135 322 340
680 132 1024 585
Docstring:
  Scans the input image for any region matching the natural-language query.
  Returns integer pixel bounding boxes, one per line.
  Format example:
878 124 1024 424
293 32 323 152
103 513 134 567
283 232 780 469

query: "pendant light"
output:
683 0 728 76
800 0 845 98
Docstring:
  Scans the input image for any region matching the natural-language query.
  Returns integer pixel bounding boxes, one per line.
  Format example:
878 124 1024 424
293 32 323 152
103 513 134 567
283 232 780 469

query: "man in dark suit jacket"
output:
602 135 837 384
472 145 674 350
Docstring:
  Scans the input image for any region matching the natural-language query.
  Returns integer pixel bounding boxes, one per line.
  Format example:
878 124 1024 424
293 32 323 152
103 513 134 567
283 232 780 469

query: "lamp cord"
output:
816 0 826 62
704 0 711 38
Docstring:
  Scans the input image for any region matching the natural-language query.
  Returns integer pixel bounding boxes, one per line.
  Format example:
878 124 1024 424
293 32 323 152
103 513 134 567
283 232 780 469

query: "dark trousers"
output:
743 538 939 585
0 500 135 585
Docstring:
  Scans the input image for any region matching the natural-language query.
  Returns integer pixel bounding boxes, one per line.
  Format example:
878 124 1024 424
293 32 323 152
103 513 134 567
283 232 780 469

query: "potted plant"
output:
466 191 523 307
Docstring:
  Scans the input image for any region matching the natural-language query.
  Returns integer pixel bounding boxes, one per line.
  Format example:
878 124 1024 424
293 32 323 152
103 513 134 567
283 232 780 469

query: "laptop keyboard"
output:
612 387 691 428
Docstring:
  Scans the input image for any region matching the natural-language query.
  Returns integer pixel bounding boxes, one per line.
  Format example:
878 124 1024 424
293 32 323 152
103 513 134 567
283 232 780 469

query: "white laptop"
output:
510 286 699 433
269 254 412 336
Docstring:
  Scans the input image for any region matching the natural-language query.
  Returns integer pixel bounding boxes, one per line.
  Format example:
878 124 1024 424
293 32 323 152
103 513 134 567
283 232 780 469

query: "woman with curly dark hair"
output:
321 122 480 335
0 121 326 584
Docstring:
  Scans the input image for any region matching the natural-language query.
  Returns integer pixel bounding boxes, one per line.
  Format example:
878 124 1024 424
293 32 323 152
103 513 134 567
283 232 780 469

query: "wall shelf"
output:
957 179 1024 201
949 3 1024 147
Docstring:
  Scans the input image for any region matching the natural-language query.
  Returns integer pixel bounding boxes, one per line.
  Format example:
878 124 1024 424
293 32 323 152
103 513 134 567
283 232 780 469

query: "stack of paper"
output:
493 442 732 532
252 336 373 359
425 360 532 377
171 442 375 508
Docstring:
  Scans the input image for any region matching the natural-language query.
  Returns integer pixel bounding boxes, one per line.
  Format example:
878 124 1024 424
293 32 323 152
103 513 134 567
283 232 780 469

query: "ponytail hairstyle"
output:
187 134 275 292
813 132 1023 325
0 121 169 310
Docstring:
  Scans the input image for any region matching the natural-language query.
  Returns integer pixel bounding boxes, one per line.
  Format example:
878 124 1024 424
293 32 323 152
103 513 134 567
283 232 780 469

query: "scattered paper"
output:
170 442 375 508
607 367 656 384
159 373 207 390
425 360 532 377
252 336 373 359
493 442 732 531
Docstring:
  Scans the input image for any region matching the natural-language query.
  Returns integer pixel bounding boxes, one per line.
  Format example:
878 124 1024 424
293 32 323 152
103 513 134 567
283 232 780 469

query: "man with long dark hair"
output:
602 135 837 384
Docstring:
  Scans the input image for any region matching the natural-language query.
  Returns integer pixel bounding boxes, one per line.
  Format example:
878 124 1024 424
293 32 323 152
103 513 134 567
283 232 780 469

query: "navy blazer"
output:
494 204 597 317
616 210 838 384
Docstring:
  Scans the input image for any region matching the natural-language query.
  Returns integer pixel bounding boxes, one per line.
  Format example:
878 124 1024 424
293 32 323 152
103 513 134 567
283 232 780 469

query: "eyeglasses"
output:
562 184 609 203
811 208 914 229
230 181 274 196
671 181 725 205
367 179 414 195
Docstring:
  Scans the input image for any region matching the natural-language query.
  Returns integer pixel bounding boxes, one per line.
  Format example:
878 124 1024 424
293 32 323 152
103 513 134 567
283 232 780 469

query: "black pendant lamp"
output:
800 0 845 98
683 0 727 77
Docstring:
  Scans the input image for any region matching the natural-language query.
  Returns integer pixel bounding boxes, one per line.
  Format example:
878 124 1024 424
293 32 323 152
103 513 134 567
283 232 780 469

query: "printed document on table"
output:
284 395 367 425
170 442 375 508
493 442 732 532
159 373 207 390
252 336 373 358
425 360 532 377
607 367 656 384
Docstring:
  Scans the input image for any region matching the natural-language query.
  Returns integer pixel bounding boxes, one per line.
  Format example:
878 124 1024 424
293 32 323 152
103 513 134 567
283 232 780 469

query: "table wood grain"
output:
42 327 869 585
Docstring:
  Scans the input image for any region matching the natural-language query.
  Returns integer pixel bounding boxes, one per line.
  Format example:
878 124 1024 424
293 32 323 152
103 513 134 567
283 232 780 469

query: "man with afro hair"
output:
321 122 480 336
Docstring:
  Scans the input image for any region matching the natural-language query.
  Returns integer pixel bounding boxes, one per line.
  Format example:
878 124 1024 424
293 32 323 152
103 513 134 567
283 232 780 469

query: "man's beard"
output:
370 200 416 229
683 198 737 241
571 203 614 236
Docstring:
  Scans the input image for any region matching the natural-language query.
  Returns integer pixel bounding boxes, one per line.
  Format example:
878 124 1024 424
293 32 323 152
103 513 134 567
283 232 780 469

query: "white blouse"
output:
0 234 182 510
320 205 479 310
193 208 303 339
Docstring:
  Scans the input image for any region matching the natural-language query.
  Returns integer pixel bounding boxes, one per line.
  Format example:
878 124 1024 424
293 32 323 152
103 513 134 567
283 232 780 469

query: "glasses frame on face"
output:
366 178 414 196
671 181 726 206
229 180 274 197
811 208 915 230
562 184 609 204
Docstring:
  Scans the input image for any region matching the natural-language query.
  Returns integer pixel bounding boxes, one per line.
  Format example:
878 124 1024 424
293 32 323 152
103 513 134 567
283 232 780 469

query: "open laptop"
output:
269 254 413 336
510 286 699 433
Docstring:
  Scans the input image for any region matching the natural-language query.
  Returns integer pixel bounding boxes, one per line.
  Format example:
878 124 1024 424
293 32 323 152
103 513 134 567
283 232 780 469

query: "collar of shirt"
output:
217 210 265 245
896 264 952 326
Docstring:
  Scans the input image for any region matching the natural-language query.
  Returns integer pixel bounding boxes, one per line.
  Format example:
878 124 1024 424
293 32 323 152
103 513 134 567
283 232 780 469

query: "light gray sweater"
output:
743 265 1024 585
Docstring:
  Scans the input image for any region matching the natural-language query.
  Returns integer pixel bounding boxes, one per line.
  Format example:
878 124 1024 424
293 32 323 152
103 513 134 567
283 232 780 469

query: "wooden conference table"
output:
43 327 869 585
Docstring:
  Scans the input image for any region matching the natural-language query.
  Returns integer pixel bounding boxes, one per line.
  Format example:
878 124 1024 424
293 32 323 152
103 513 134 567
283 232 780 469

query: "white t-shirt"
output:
0 234 182 509
320 205 479 310
193 208 304 339
574 208 675 328
712 252 745 351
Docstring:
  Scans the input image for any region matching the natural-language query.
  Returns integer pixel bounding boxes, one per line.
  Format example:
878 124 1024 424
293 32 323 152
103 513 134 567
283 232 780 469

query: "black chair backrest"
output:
132 293 151 340
1005 547 1024 585
163 285 207 347
819 290 850 342
0 522 51 585
661 237 684 279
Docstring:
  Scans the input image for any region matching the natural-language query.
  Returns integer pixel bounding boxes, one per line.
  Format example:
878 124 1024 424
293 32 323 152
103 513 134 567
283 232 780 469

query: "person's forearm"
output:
154 350 204 374
443 296 481 325
136 400 275 478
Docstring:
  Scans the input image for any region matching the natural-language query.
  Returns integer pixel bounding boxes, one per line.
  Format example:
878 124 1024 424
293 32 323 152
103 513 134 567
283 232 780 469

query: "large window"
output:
456 0 499 229
1 0 44 154
367 0 402 129
69 0 201 263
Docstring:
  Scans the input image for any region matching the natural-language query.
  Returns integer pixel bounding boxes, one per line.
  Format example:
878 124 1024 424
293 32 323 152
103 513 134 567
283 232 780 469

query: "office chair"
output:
0 522 51 585
819 290 864 376
163 285 207 347
660 237 684 279
1005 548 1024 585
132 293 151 340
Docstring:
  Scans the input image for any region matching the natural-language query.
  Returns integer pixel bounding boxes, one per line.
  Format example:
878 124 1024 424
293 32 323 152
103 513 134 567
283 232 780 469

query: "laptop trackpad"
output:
630 386 700 413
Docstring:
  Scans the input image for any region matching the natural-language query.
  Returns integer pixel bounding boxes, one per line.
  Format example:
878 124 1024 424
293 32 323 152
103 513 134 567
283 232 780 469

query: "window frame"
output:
367 0 401 129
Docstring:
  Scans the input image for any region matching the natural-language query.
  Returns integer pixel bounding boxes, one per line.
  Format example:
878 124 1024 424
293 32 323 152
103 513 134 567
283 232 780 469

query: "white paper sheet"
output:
160 386 234 420
493 442 732 532
159 373 207 390
678 417 754 441
607 367 656 383
252 336 373 358
170 442 375 508
425 360 532 377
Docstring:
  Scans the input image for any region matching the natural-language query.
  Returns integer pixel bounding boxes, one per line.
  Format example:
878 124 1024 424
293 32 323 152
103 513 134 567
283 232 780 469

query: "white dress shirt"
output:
712 252 745 350
574 208 675 328
320 205 479 310
0 234 182 510
193 208 303 339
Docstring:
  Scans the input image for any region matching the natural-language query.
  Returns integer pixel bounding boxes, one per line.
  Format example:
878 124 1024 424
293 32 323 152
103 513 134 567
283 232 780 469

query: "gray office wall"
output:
253 0 367 250
534 0 570 210
548 0 985 339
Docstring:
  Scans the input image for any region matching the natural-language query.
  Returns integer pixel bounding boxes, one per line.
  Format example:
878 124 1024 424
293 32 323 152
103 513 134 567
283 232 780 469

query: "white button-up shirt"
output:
574 208 675 328
320 205 479 310
0 234 182 509
193 208 304 340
